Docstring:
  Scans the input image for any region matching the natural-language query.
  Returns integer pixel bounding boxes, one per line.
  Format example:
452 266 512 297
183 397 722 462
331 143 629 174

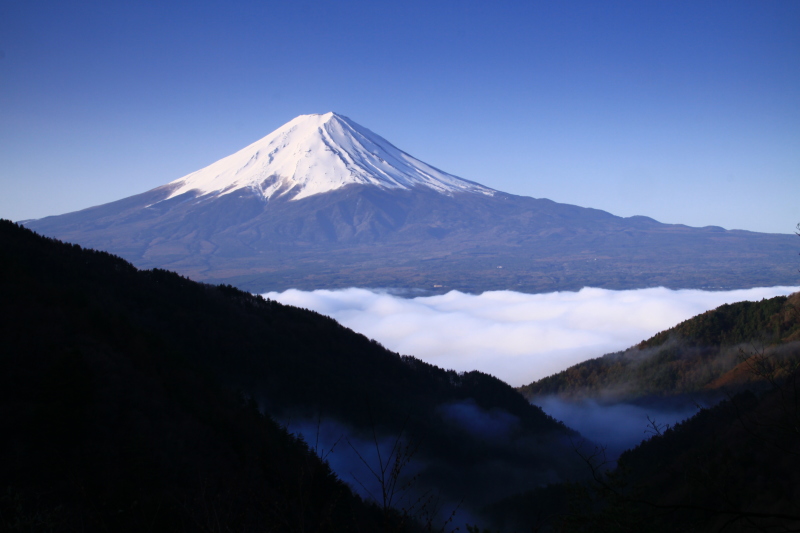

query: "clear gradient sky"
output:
1 1 798 233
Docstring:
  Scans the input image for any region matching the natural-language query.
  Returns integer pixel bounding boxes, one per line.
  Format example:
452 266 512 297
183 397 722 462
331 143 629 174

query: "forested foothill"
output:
520 294 800 402
510 278 800 531
0 220 583 532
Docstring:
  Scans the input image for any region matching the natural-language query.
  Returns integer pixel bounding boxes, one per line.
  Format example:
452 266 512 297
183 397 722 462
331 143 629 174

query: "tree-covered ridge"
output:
519 293 800 401
0 219 580 531
640 295 798 349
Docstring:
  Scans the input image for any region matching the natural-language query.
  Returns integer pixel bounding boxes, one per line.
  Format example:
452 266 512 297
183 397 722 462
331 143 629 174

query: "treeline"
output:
519 293 800 401
641 296 799 349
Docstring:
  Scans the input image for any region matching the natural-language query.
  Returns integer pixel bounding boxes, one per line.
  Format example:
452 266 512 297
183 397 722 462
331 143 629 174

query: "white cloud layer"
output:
263 286 800 387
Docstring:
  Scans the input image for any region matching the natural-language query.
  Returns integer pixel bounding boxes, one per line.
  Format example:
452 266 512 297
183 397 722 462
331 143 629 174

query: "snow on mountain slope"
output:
163 112 495 202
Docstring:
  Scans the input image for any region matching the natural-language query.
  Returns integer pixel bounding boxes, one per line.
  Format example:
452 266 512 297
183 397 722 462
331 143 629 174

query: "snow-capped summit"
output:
163 112 494 202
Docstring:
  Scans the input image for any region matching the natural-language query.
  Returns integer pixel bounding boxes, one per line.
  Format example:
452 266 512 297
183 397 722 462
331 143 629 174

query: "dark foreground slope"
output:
492 299 800 532
0 220 581 531
24 185 798 293
520 293 800 402
0 223 389 532
598 382 800 532
490 374 800 532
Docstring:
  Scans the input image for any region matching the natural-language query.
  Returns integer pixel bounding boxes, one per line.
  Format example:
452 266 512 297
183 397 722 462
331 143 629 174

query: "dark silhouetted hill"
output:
0 220 581 531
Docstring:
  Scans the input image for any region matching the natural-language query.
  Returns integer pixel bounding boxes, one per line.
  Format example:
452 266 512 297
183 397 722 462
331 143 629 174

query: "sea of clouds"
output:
263 286 799 388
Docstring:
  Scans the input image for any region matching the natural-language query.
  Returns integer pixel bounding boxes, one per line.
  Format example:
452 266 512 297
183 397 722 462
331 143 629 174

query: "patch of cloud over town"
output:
263 286 800 387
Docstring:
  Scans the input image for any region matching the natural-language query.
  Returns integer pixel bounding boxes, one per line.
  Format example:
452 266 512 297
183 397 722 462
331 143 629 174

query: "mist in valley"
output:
533 395 709 459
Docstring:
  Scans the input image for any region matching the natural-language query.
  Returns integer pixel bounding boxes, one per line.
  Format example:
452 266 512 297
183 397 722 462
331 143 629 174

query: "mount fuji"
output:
24 112 797 293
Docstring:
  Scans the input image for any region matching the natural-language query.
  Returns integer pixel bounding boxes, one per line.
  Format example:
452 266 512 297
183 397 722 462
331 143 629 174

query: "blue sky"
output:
1 0 798 233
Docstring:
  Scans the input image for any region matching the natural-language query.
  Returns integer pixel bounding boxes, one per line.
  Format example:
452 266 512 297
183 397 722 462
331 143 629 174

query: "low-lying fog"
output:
264 285 799 387
533 395 710 458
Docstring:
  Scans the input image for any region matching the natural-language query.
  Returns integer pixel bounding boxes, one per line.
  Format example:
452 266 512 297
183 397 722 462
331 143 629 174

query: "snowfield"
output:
163 112 495 202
